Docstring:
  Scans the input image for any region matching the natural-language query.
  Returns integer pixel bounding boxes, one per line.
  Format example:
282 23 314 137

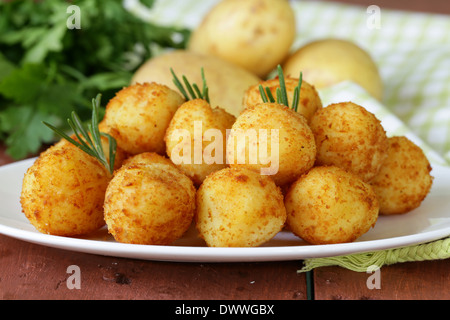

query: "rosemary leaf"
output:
276 87 282 105
103 132 117 174
292 87 300 113
182 75 197 100
200 68 210 103
277 65 289 107
90 95 106 162
203 87 210 104
67 117 95 154
257 65 303 112
44 121 95 158
43 93 116 175
265 87 276 103
295 72 303 112
171 68 190 101
192 83 203 100
70 111 95 150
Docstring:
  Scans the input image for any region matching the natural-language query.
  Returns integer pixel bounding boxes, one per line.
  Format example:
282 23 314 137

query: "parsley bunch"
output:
0 0 190 159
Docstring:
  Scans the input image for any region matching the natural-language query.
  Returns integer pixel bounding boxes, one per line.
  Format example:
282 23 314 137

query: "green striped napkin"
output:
125 0 450 270
286 1 450 270
289 1 450 166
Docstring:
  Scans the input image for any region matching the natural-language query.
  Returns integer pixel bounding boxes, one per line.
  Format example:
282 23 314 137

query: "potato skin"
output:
227 102 316 186
310 101 388 182
243 77 322 123
283 38 383 100
369 136 433 215
285 166 379 244
188 0 295 78
103 82 184 155
104 153 196 245
165 99 236 186
131 50 260 117
20 141 110 236
196 167 286 247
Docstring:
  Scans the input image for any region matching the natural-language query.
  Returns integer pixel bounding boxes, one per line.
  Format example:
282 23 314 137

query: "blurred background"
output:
323 0 449 13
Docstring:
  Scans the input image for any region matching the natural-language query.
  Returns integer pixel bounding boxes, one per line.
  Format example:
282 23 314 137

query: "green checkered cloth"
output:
126 0 450 270
290 1 450 166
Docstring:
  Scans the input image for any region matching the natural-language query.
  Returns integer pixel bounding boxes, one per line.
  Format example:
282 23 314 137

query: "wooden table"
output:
1 0 449 302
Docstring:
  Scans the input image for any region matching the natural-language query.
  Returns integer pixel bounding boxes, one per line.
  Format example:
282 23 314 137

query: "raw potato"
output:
285 166 379 244
20 140 111 236
243 76 322 123
227 102 316 186
104 152 196 245
131 50 260 117
196 167 286 247
103 82 184 155
370 136 433 215
310 101 388 182
188 0 296 78
165 98 236 186
283 39 384 100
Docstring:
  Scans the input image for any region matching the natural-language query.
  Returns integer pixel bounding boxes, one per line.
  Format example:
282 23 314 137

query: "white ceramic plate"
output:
0 158 449 262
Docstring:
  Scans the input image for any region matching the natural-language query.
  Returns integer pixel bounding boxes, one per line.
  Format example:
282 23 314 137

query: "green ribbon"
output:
298 237 450 273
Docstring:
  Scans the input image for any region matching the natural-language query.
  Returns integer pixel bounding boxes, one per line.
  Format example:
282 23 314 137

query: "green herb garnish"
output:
171 67 210 103
43 94 117 175
0 0 190 160
259 65 303 112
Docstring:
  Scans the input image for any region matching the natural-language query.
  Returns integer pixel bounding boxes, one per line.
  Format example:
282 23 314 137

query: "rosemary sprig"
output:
171 67 210 103
259 65 303 112
43 94 117 175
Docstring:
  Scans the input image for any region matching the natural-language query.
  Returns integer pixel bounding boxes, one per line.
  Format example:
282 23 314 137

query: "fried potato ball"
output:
120 150 175 168
309 101 388 182
103 82 184 155
282 38 384 100
104 152 196 245
227 102 316 186
20 141 111 236
243 77 322 123
285 166 379 244
196 167 286 247
131 50 260 118
57 133 127 171
369 136 433 215
165 98 236 186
